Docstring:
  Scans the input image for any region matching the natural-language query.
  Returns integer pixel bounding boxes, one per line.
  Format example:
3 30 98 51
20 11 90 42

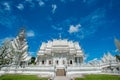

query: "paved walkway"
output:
54 76 70 80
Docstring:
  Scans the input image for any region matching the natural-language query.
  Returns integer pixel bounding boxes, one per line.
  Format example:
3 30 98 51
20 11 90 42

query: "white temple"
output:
0 29 120 79
36 39 84 67
100 52 119 73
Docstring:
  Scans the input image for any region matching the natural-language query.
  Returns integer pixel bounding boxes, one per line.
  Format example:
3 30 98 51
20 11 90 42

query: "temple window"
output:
42 60 44 64
56 60 59 65
70 60 72 64
75 57 77 63
49 60 52 64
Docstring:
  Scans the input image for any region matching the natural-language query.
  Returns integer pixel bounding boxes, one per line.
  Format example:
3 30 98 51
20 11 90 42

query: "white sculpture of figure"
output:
11 29 30 68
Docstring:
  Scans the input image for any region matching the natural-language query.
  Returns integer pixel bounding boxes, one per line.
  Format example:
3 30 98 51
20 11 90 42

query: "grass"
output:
0 74 48 80
75 74 120 80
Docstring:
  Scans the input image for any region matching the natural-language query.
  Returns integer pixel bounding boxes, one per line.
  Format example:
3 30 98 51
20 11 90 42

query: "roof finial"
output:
59 33 61 39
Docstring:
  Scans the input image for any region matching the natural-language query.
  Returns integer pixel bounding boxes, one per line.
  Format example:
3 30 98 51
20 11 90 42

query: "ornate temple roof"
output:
101 52 117 63
37 39 83 56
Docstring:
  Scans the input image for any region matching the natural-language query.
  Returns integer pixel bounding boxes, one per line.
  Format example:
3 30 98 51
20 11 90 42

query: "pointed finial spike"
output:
59 33 61 39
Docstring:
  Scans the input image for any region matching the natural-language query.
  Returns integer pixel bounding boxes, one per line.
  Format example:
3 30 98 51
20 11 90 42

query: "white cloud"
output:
52 4 57 14
26 30 35 37
3 2 10 10
115 49 118 52
84 53 89 60
75 8 106 39
53 8 106 39
68 24 81 34
25 0 35 8
0 10 21 29
29 51 35 56
51 25 62 31
16 4 24 10
38 0 45 6
0 37 14 45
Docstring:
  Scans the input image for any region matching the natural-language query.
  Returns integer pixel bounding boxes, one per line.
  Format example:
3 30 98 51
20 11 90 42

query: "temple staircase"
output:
54 76 70 80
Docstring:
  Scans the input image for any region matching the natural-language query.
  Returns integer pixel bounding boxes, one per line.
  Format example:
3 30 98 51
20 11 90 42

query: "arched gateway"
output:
36 39 84 76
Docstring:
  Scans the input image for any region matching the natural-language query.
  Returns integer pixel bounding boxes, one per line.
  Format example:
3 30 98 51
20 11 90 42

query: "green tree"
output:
115 54 120 61
31 57 36 64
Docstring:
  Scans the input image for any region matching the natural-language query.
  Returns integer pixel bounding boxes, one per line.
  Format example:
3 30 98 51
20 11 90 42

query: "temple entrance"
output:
56 69 66 76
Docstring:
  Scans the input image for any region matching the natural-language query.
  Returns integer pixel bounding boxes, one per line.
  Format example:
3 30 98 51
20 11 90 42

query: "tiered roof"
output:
37 39 83 56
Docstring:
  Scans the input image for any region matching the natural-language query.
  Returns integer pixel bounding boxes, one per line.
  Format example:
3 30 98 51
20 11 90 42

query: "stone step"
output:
54 76 70 80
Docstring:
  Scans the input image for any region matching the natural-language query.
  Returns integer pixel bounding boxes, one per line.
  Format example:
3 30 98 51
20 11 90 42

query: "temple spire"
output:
59 33 62 39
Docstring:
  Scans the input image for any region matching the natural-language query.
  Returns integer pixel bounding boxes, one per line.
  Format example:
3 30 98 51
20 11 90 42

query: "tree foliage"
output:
115 54 120 61
30 57 36 64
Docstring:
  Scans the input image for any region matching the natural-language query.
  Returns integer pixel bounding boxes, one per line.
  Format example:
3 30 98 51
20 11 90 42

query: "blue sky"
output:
0 0 120 62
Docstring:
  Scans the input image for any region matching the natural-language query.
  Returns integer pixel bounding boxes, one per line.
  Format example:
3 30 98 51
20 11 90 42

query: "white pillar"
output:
80 57 82 64
46 60 48 66
77 57 79 65
39 57 41 65
60 58 62 65
53 58 54 66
